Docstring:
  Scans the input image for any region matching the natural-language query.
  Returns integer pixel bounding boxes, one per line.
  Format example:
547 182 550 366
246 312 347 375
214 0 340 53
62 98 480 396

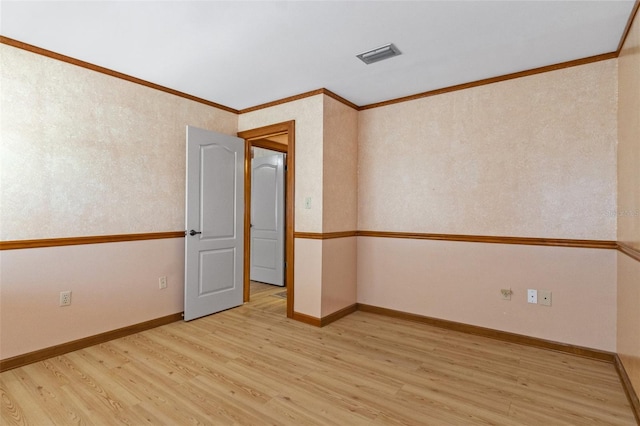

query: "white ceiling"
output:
1 1 636 110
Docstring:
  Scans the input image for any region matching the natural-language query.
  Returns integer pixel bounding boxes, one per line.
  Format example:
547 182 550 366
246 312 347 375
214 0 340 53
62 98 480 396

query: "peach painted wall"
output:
0 44 236 359
293 238 322 318
357 237 617 351
618 10 640 251
239 94 360 318
0 34 627 363
320 96 358 315
238 95 324 233
0 238 185 359
321 237 357 317
358 60 617 240
322 95 358 233
617 253 640 391
0 44 237 241
617 10 640 394
356 59 618 351
238 95 325 317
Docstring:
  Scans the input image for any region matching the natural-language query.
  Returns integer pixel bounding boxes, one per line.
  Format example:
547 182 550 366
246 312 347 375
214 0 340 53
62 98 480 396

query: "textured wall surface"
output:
320 96 358 316
356 58 620 353
1 30 632 363
358 237 617 351
617 10 640 396
0 44 235 360
322 96 358 233
238 95 326 319
238 95 324 233
240 95 359 318
0 44 237 241
358 60 618 240
618 11 640 251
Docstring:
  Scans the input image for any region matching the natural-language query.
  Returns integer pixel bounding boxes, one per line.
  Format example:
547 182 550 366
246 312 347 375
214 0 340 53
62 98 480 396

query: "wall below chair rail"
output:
356 236 617 352
617 252 640 394
0 238 185 360
321 236 357 317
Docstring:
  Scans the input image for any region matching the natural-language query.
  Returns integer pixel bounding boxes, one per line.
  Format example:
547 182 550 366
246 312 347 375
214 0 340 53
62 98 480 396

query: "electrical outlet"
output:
159 276 167 289
305 197 312 209
527 289 537 304
500 289 512 300
59 290 72 306
538 290 552 306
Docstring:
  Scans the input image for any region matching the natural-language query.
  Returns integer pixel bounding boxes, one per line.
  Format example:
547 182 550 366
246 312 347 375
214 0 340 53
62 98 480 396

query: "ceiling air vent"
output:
356 43 402 64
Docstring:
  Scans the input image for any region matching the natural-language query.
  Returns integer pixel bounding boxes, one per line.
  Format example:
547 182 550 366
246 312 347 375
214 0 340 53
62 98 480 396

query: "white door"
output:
250 153 285 286
184 126 244 321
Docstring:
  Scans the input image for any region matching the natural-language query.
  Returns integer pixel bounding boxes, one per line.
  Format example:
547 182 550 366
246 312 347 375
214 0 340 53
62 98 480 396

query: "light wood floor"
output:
1 282 635 425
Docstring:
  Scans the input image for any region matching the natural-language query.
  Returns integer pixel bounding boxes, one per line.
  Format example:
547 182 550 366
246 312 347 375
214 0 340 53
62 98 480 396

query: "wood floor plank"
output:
177 375 278 425
107 361 218 425
395 386 510 425
46 354 134 420
80 342 131 370
1 384 30 426
400 373 514 415
63 351 141 406
2 369 87 426
1 282 635 425
512 375 635 424
268 383 376 426
262 393 342 426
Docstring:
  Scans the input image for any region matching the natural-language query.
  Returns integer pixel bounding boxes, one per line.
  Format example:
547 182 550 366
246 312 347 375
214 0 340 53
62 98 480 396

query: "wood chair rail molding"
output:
618 242 640 262
295 230 618 250
357 231 617 249
294 231 358 240
0 231 185 250
4 231 634 259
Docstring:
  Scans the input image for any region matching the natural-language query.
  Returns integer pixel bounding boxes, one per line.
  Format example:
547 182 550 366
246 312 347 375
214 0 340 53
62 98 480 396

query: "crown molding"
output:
0 36 239 114
617 0 640 53
3 0 637 114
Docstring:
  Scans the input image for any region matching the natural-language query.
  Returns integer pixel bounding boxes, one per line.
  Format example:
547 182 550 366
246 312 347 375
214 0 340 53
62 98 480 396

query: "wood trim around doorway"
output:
238 121 295 319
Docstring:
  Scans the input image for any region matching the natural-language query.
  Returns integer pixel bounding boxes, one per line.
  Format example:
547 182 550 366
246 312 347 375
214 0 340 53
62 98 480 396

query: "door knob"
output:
189 230 202 236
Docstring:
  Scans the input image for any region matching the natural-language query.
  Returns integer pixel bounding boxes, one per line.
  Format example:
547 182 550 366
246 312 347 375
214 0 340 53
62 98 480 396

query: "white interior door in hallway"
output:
250 150 285 286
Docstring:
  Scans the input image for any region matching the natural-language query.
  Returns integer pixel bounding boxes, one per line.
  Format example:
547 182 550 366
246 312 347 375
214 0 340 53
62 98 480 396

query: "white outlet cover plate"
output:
527 289 537 304
59 290 72 306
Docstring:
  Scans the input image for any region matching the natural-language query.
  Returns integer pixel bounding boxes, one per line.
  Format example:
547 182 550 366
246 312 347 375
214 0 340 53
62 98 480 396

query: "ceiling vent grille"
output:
356 43 402 64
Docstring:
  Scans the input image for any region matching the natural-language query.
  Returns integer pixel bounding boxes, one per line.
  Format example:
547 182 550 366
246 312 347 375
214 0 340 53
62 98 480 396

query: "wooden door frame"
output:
238 121 295 319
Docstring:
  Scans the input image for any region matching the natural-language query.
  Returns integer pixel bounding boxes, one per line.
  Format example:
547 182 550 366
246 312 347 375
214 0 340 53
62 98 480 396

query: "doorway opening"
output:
250 147 285 287
238 121 295 319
